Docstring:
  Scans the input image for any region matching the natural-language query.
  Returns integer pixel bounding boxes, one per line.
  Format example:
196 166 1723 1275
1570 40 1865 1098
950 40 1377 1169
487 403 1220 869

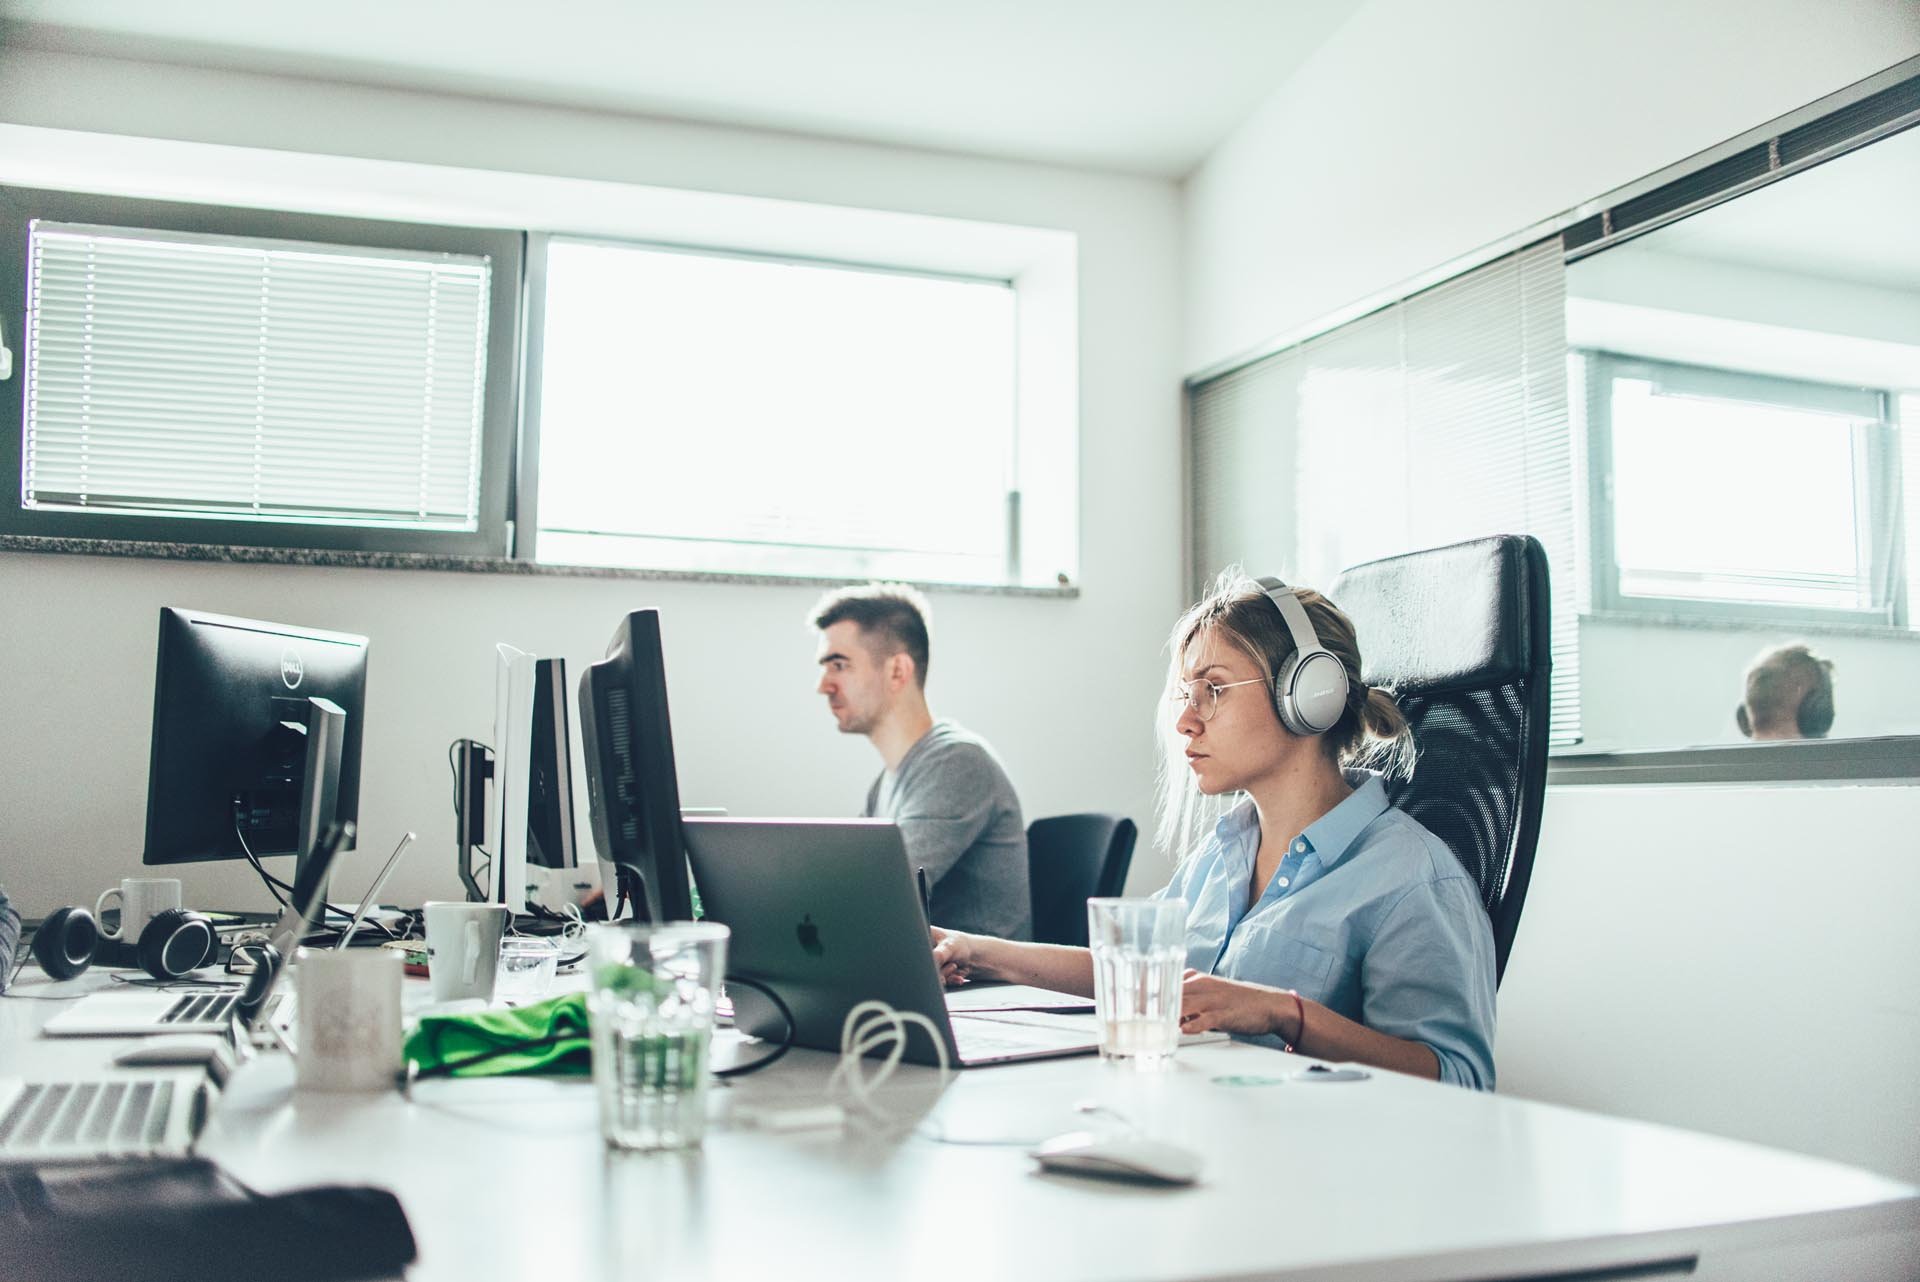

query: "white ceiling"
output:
0 0 1364 179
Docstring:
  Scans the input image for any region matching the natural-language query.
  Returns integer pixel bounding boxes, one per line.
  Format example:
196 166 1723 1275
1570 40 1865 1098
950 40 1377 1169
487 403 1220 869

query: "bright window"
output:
532 239 1021 585
1581 353 1902 625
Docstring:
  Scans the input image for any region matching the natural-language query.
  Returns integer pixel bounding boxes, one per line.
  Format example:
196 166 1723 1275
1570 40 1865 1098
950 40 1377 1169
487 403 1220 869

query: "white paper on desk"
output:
943 984 1093 1013
953 1006 1231 1048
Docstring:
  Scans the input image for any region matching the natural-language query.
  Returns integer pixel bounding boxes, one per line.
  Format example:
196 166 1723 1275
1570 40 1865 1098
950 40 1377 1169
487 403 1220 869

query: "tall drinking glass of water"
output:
1087 897 1188 1068
587 921 729 1151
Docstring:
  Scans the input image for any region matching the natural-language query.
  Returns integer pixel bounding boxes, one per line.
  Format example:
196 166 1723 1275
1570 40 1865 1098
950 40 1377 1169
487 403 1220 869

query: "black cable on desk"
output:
108 972 243 993
231 814 402 940
713 976 794 1079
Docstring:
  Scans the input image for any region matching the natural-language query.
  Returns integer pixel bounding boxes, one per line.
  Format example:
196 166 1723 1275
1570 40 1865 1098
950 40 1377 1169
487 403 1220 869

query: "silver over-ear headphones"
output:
1255 577 1349 736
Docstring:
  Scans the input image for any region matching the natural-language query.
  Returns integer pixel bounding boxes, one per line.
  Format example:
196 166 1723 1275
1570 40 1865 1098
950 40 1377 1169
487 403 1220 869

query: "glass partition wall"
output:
1186 61 1920 769
1565 123 1920 750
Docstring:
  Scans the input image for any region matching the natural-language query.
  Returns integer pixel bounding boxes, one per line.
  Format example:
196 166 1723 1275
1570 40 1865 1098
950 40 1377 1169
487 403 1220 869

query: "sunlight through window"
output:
534 241 1018 583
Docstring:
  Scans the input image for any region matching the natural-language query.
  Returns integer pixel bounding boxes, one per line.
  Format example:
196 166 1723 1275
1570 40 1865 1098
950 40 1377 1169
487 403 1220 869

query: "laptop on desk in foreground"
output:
686 818 1221 1067
41 826 357 1039
3 826 347 1165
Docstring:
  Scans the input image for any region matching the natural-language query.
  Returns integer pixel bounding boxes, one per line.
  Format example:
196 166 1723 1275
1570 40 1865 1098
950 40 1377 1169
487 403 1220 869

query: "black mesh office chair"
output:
1027 814 1138 947
1329 534 1551 985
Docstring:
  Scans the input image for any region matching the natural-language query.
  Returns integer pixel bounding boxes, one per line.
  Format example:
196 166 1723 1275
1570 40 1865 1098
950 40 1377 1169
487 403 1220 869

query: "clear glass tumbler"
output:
496 936 561 1002
587 921 729 1151
1087 897 1188 1068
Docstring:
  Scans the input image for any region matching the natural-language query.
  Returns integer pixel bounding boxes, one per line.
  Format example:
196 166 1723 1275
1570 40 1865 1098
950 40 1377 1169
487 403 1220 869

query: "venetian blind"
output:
24 222 490 530
1188 238 1581 746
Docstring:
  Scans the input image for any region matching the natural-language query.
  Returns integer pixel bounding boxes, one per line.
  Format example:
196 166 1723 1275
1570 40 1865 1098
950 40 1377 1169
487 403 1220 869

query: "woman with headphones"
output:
932 569 1497 1088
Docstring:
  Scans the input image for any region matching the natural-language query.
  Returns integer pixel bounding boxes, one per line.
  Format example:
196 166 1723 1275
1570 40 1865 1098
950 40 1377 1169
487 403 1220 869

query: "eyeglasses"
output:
1169 677 1265 722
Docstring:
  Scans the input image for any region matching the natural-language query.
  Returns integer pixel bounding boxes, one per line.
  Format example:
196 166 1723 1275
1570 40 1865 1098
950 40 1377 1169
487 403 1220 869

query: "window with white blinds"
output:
1188 238 1581 746
23 221 491 530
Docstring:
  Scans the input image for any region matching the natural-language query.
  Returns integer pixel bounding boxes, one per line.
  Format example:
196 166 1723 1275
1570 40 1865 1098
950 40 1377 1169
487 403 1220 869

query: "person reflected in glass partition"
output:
931 569 1497 1089
810 582 1031 940
1736 643 1836 741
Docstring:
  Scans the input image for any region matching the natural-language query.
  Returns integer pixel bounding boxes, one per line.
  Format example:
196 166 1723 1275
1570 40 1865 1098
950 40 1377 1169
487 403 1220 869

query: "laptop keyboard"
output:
0 1080 175 1160
161 993 238 1025
951 1018 1095 1061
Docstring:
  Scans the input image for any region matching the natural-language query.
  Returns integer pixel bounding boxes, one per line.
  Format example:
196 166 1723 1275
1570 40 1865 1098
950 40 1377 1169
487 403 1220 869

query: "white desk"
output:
8 967 1919 1282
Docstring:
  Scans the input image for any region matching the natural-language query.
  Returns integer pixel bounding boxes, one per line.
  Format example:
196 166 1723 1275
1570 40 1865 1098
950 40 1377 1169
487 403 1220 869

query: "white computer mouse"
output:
1030 1130 1203 1186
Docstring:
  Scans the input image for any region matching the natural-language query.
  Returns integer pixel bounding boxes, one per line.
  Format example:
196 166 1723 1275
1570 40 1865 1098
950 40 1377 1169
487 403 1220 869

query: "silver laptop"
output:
40 984 284 1038
0 1072 213 1165
683 817 1101 1068
42 825 354 1038
3 826 349 1164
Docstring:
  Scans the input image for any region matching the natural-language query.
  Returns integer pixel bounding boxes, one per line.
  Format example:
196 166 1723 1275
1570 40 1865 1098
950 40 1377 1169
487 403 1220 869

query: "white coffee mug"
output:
423 901 510 1003
295 948 403 1092
96 877 183 941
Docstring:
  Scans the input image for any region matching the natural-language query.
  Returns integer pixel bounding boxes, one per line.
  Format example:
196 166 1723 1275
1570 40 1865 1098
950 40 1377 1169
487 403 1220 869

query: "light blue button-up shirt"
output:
1155 770 1497 1090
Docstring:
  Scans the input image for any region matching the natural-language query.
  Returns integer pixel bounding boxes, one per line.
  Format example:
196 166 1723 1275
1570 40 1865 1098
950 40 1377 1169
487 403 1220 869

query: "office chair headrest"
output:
1331 535 1545 696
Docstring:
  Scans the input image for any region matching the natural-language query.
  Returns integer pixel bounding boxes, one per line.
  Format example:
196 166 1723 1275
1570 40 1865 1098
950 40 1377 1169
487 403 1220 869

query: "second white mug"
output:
422 901 511 1003
95 877 183 941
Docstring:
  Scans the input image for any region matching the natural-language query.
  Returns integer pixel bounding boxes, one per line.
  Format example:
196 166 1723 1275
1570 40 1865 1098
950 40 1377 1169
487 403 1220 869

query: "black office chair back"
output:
1027 814 1139 948
1329 534 1551 985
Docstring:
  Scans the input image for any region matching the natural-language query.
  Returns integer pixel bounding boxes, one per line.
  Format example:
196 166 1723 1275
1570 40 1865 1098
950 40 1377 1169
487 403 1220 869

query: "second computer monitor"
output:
144 608 367 898
526 657 577 873
577 609 694 923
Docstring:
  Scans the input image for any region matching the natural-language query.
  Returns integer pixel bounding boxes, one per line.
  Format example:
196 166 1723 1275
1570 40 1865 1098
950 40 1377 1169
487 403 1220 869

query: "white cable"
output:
557 902 588 948
827 1000 952 1122
734 1000 952 1136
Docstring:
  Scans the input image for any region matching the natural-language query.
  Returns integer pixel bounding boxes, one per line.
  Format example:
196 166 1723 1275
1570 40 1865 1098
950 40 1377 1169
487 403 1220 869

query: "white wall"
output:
1496 782 1920 1185
1579 619 1920 750
1182 0 1920 1180
0 50 1188 914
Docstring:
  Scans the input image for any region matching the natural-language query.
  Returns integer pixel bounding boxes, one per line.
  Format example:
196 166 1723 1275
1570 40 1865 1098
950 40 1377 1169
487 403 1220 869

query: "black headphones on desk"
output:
31 905 217 981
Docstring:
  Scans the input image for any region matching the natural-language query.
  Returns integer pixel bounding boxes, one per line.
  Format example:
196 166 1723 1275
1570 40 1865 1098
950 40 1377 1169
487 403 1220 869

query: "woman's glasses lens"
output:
1173 680 1217 721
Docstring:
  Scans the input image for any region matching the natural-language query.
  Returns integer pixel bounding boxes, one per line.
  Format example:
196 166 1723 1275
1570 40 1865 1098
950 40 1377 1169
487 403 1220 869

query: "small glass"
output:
586 921 729 1151
496 936 561 1002
1088 897 1188 1069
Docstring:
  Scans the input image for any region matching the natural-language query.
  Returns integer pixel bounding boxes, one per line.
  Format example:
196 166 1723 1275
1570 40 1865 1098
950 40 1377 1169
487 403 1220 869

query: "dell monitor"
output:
145 608 367 905
577 609 694 923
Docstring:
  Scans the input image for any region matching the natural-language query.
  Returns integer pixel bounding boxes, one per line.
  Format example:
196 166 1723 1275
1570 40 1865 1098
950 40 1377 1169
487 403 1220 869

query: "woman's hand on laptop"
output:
933 931 1100 998
931 927 975 987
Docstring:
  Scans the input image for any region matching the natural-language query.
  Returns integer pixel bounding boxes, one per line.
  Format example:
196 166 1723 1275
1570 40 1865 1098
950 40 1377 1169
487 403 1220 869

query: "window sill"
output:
1548 735 1920 786
0 535 1080 598
1580 608 1916 640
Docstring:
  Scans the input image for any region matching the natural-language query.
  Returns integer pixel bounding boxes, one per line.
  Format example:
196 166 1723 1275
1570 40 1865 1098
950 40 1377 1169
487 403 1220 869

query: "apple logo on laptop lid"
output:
797 914 824 957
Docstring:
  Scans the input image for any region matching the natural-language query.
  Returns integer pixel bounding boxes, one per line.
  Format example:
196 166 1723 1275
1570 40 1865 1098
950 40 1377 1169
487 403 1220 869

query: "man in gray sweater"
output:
811 583 1031 940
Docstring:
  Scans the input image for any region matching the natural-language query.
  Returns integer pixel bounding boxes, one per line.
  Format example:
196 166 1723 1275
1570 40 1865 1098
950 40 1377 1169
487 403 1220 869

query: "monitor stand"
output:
293 696 347 911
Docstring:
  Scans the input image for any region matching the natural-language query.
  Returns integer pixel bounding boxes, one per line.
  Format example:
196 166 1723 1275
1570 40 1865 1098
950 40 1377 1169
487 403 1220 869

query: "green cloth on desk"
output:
404 993 592 1077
